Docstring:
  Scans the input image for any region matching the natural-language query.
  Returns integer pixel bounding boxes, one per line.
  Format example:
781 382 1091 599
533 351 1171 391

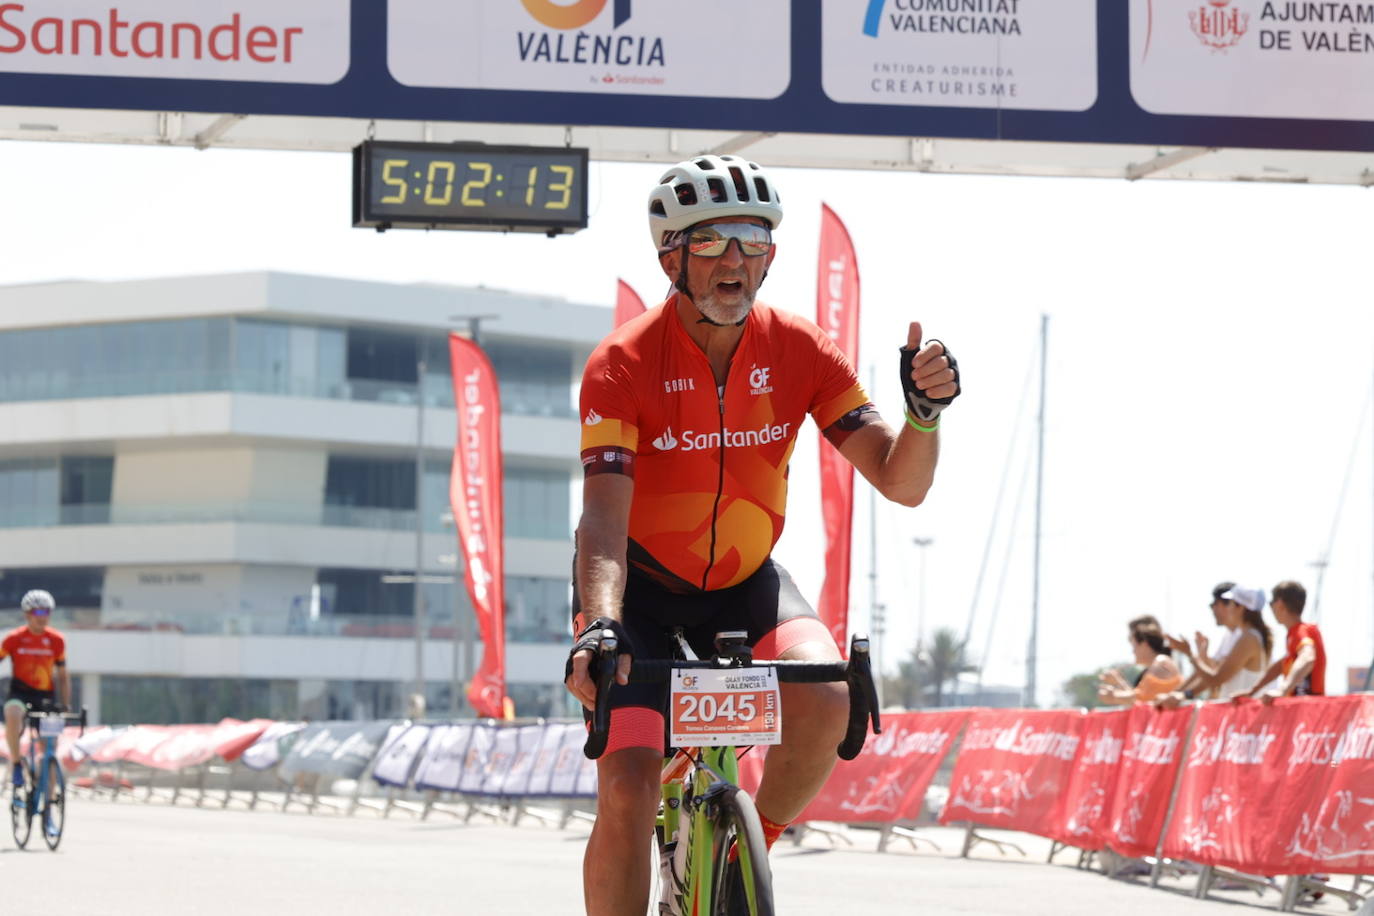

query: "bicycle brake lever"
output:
582 636 619 760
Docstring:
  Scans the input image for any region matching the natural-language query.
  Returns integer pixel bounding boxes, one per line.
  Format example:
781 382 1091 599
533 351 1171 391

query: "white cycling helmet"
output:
20 589 55 613
647 155 784 250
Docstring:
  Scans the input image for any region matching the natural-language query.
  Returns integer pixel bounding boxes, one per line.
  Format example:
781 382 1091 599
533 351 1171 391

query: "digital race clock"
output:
352 141 589 235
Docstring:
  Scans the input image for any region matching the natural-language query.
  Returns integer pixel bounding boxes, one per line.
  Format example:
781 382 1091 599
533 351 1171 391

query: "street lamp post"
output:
912 537 934 651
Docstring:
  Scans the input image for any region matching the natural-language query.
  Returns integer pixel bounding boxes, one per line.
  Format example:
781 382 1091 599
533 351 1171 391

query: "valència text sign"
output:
352 141 590 234
1 1 1372 155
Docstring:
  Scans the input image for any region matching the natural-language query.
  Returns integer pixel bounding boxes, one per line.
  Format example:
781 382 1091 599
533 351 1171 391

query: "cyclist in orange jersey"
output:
565 155 961 915
2 590 70 789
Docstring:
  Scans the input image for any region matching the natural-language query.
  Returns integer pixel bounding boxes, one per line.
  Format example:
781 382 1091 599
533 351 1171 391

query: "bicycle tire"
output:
708 787 774 916
41 756 64 851
11 762 32 849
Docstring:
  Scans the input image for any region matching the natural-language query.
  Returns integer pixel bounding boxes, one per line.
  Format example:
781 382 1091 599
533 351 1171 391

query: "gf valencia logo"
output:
522 0 633 29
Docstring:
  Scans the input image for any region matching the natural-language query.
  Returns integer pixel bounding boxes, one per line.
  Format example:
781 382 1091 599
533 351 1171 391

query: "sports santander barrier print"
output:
938 709 1084 833
737 709 969 823
1104 704 1193 859
1163 695 1374 876
814 203 860 652
448 332 509 719
1047 707 1131 851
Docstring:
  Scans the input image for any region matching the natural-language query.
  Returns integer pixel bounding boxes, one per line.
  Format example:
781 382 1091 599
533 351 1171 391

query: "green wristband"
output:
904 410 939 432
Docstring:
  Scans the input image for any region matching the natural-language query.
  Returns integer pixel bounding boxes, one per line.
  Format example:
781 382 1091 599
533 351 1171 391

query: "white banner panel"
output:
1130 0 1374 120
387 0 790 98
413 723 475 793
500 724 549 798
456 723 496 795
240 722 306 772
546 723 587 797
822 0 1097 110
372 724 431 789
0 0 349 83
478 724 521 796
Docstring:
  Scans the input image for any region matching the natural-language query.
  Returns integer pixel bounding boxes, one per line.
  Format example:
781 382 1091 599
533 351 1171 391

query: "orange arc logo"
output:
521 0 606 30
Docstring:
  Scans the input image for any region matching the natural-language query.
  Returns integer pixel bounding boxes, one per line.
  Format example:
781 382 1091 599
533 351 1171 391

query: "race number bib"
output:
670 667 781 747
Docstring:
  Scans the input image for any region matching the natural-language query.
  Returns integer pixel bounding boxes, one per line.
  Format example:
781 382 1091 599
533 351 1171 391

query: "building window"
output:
60 456 113 524
0 567 103 611
0 458 58 527
504 467 571 540
100 676 296 725
506 576 571 644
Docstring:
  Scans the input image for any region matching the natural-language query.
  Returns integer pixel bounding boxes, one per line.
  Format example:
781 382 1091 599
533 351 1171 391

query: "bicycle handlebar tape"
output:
583 639 619 760
837 636 879 761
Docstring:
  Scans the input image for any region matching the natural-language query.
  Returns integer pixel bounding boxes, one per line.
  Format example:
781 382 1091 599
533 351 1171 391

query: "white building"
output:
0 272 605 724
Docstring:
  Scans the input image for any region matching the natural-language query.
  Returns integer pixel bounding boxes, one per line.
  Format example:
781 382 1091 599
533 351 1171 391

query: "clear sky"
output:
2 139 1371 705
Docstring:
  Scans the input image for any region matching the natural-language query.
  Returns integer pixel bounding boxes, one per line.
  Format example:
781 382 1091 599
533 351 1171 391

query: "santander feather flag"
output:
614 279 646 327
448 332 508 719
816 203 860 651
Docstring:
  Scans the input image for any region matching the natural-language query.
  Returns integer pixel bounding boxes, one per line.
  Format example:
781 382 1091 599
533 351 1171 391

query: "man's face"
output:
1270 598 1293 628
25 610 48 633
661 217 776 325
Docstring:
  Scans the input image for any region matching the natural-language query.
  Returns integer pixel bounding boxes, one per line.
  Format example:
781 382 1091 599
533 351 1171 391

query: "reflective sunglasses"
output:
681 223 773 258
26 609 50 618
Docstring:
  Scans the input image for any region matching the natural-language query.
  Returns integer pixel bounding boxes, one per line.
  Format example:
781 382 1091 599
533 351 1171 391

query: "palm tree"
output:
883 627 979 708
924 627 978 707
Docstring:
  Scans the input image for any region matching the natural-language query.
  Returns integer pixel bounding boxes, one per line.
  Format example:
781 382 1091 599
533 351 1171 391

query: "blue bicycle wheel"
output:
10 761 33 849
41 757 64 851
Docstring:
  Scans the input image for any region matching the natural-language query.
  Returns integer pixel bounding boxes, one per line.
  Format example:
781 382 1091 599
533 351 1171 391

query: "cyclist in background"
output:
566 155 961 915
2 590 69 788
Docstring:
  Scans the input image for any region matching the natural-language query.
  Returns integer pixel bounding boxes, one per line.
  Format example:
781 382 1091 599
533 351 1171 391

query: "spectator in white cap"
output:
1159 582 1272 707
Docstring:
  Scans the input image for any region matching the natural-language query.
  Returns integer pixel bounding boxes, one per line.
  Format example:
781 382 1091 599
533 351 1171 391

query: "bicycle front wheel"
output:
11 762 33 849
41 757 65 851
708 786 774 916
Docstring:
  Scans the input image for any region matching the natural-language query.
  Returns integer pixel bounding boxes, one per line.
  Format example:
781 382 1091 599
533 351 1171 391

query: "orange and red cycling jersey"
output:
580 295 869 592
0 625 66 692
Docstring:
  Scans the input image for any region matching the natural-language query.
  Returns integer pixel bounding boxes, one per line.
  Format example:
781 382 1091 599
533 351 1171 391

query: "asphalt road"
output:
2 794 1350 915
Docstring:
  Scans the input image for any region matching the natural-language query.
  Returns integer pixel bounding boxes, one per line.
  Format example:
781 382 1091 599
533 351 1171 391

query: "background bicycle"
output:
12 707 86 851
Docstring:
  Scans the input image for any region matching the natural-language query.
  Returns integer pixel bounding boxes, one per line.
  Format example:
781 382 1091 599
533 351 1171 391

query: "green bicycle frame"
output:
659 744 762 913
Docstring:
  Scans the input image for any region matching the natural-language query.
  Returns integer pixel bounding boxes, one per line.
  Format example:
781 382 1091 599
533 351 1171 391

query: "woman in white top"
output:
1168 585 1272 699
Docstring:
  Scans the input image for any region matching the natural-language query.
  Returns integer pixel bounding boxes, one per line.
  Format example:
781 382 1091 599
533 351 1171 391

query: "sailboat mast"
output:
1026 314 1048 708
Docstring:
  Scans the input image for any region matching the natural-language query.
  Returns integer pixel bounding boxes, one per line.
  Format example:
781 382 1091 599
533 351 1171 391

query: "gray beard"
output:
693 286 755 325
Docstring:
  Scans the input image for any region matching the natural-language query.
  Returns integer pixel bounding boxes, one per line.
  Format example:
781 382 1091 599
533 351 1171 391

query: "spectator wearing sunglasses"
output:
2 589 69 788
568 154 962 915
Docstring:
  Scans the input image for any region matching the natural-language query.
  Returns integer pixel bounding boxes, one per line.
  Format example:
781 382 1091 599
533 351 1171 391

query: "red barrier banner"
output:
814 202 861 651
212 718 274 763
128 724 218 771
614 278 646 328
737 710 969 823
1163 696 1374 875
1105 704 1193 859
1047 707 1131 851
449 332 508 719
939 709 1084 834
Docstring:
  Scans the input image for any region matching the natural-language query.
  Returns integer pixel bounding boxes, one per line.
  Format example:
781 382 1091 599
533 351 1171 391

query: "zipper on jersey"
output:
702 380 728 590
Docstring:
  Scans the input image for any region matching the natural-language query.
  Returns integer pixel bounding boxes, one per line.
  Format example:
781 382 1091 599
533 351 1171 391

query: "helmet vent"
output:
706 177 727 203
752 177 770 203
674 183 698 206
649 200 666 217
694 157 714 170
728 167 750 202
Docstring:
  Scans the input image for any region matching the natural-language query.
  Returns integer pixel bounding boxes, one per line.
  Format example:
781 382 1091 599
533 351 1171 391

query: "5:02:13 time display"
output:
376 157 576 211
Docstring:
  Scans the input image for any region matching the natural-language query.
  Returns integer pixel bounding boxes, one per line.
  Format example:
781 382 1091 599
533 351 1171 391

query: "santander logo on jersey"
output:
652 422 793 453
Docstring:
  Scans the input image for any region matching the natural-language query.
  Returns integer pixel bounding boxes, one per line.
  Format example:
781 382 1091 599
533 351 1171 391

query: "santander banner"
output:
449 333 508 720
1047 707 1131 851
1163 696 1374 875
939 709 1084 834
0 0 349 83
815 203 860 652
614 278 645 328
738 709 968 823
1105 704 1193 859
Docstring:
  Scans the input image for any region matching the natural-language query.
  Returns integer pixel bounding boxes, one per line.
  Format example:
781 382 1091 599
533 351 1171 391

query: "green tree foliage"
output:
1057 662 1139 709
882 627 979 708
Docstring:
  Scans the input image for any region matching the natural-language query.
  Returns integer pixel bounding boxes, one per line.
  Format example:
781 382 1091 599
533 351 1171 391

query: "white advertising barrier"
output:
0 0 350 83
387 0 790 99
372 723 432 789
822 0 1098 111
546 721 598 798
456 723 497 795
278 721 391 780
413 723 476 793
476 724 520 797
67 725 122 766
1129 0 1374 121
477 723 546 798
241 721 307 772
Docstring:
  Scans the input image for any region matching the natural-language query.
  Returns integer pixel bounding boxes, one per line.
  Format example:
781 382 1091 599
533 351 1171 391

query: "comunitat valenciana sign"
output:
1 0 1373 154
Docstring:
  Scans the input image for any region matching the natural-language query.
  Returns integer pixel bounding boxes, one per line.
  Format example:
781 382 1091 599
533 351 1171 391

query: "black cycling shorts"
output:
6 681 56 712
571 556 835 754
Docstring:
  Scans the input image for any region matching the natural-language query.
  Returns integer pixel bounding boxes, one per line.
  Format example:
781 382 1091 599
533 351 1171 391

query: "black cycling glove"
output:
899 339 961 424
565 616 634 680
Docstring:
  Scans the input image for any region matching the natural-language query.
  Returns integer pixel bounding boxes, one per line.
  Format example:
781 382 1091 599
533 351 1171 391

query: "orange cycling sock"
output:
727 811 791 862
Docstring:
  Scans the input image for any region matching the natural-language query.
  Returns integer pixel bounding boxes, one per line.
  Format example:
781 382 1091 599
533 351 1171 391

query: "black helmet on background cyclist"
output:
648 155 784 325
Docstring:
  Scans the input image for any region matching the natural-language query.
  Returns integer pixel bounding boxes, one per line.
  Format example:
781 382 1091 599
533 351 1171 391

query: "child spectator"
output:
1241 580 1326 701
